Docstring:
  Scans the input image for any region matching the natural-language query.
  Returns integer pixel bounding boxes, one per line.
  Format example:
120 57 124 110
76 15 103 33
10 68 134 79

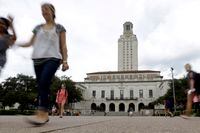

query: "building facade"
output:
75 22 170 114
76 71 169 114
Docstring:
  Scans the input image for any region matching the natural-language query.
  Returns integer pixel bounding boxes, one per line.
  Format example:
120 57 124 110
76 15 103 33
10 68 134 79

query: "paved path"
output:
0 116 200 133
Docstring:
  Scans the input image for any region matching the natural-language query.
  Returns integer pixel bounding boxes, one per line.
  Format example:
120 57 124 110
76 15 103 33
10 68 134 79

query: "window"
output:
101 90 105 98
130 90 134 99
92 90 96 98
149 90 153 98
120 90 124 99
139 90 143 98
126 25 130 30
111 90 114 100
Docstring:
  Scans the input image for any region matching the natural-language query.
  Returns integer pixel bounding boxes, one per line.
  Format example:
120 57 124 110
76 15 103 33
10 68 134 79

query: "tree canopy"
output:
0 74 83 111
152 78 188 108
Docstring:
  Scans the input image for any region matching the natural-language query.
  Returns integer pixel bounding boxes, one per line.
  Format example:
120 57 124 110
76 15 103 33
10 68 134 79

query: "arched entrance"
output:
138 103 145 111
119 103 125 112
100 103 106 112
109 103 115 111
91 103 97 110
128 103 135 111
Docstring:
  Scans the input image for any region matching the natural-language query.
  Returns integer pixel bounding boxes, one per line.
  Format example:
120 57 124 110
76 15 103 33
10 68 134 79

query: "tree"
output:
0 74 83 110
152 78 187 108
49 76 83 107
0 74 37 110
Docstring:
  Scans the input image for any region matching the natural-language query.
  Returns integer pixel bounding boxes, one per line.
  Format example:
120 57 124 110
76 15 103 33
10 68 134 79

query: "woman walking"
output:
164 99 174 117
21 3 69 125
56 83 68 118
0 15 17 73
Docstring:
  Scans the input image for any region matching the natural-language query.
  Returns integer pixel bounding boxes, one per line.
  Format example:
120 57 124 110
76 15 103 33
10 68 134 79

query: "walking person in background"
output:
20 3 69 125
56 83 68 118
0 15 17 73
128 107 134 117
181 63 200 118
164 99 174 117
51 105 57 116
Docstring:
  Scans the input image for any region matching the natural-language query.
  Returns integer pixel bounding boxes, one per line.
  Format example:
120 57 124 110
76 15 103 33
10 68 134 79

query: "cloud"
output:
0 0 200 82
139 0 200 78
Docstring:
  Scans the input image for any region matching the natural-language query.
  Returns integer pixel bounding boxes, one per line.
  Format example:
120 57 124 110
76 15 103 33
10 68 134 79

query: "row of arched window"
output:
91 103 146 112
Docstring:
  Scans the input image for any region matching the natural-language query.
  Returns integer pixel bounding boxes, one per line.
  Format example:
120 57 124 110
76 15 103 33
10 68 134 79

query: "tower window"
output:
126 25 130 31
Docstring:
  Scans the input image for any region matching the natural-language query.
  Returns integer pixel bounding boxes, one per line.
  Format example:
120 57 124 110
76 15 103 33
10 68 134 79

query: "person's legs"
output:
60 103 65 117
164 108 167 116
168 109 174 117
31 59 60 123
198 95 200 114
37 60 60 111
57 103 61 116
186 93 194 116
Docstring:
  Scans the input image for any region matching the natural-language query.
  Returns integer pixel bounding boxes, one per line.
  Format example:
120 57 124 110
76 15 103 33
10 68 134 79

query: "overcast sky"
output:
0 0 200 82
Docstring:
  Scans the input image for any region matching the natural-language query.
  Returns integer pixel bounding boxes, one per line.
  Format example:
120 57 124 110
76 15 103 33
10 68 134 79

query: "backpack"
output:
188 71 200 94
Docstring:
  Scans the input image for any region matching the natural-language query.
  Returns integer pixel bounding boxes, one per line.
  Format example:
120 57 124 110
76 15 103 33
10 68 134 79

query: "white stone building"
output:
118 22 138 71
75 22 170 114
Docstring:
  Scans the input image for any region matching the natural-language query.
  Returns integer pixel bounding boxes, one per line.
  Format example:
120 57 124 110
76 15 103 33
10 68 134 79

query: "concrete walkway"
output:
0 116 200 133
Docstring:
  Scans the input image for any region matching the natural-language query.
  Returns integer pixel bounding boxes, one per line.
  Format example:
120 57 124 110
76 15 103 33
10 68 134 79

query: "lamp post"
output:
171 67 176 113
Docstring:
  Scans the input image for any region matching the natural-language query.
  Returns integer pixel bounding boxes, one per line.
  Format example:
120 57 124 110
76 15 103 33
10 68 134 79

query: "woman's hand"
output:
7 15 14 27
62 62 69 71
6 15 17 45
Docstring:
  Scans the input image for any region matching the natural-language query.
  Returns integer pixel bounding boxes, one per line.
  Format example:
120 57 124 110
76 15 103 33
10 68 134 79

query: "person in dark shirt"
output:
0 16 17 73
164 99 174 117
181 64 200 118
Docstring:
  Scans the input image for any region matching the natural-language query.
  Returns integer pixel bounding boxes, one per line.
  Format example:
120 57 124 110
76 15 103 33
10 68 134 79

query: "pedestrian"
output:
164 99 174 117
56 83 68 118
0 15 17 73
51 105 57 116
181 63 200 118
20 3 69 125
128 107 133 117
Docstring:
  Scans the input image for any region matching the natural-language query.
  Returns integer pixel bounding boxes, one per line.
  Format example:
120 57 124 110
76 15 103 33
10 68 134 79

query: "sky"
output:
0 0 200 82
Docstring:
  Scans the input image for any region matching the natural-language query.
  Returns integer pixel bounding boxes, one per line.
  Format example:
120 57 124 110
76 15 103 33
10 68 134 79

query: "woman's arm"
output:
56 91 59 103
8 16 17 45
19 34 36 47
60 31 69 71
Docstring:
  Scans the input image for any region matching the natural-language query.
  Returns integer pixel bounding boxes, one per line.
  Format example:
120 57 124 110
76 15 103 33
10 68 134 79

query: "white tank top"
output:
32 25 63 59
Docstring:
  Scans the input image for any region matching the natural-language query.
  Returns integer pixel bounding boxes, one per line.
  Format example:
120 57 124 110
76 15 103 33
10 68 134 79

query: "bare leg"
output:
186 93 194 116
167 109 174 117
60 103 65 117
58 103 61 117
164 109 167 116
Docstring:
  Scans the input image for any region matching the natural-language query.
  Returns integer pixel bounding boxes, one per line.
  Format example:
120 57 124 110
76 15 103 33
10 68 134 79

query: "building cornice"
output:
76 80 164 84
87 70 160 75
